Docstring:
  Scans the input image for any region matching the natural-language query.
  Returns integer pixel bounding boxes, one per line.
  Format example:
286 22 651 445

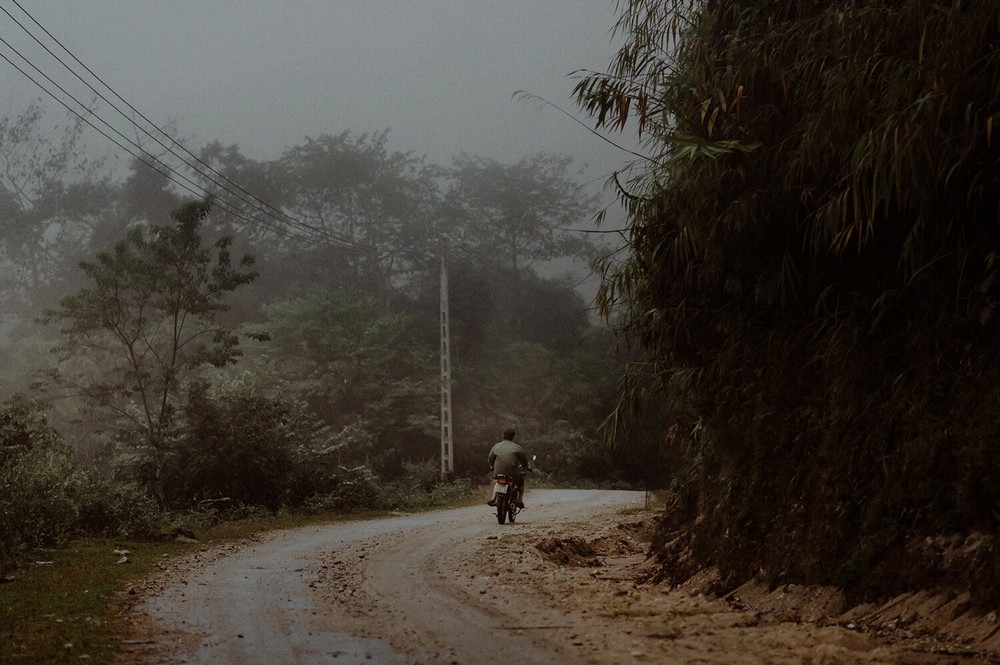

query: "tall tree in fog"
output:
444 153 597 337
194 141 285 244
120 156 182 228
44 199 257 499
275 130 441 295
0 104 116 324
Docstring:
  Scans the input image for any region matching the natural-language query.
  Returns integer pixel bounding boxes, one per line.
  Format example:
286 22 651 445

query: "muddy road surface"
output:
127 489 642 664
123 489 989 664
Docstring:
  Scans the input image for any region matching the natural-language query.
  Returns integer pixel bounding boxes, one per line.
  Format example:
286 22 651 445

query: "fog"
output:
0 2 668 560
0 1 627 188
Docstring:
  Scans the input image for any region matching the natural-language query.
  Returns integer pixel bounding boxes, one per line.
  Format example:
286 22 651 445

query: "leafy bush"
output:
0 457 164 559
0 397 164 567
300 468 477 514
0 448 79 562
0 395 62 464
0 398 76 563
72 478 161 539
427 478 478 506
154 375 317 510
303 466 382 513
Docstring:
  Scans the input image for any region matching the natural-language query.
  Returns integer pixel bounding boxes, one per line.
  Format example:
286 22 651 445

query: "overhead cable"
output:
0 39 321 245
0 3 366 250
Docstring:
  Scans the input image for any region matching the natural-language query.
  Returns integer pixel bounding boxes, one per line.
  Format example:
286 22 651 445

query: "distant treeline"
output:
0 118 671 566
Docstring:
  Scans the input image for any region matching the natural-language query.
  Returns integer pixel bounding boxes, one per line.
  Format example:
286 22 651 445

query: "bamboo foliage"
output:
579 0 1000 597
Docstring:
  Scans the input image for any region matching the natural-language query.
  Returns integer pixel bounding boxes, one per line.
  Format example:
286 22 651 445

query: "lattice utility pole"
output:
440 245 454 480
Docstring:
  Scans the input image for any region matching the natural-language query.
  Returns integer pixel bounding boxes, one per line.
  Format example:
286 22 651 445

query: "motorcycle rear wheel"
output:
496 493 508 524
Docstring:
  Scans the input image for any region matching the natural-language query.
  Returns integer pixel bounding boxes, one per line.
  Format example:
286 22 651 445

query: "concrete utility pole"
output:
439 245 454 480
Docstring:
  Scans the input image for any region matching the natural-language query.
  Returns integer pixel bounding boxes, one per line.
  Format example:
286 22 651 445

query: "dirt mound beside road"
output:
526 515 1000 663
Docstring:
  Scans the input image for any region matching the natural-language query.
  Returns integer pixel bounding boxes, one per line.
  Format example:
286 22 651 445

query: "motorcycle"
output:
490 473 521 524
489 456 534 525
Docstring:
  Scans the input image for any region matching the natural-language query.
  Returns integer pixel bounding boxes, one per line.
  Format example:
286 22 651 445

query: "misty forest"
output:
0 106 667 555
3 0 1000 619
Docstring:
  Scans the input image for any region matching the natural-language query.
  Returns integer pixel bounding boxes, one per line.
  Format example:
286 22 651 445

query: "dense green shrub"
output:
426 478 478 506
1 398 75 562
0 395 62 462
72 477 162 539
302 465 383 513
147 374 425 513
0 397 163 566
0 448 79 561
154 376 315 510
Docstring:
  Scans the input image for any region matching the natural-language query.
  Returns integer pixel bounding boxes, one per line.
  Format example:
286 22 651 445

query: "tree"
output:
577 0 1000 595
119 156 182 228
45 199 257 498
256 286 437 476
275 131 442 295
0 103 116 329
444 153 599 338
450 339 612 480
159 376 307 510
192 141 288 247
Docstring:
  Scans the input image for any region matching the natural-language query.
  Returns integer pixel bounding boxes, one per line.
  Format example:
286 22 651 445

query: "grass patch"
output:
1 537 198 664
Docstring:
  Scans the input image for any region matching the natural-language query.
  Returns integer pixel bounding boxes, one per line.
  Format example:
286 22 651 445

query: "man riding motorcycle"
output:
488 428 530 508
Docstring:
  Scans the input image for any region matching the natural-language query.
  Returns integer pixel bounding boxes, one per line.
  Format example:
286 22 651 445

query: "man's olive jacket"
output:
488 438 528 478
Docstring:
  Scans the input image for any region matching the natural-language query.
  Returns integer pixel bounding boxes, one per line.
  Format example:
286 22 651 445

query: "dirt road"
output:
126 489 641 664
123 489 991 664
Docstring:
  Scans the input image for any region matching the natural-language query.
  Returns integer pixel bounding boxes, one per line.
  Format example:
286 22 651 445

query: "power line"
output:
6 0 324 237
0 38 318 245
0 3 366 250
5 0 350 246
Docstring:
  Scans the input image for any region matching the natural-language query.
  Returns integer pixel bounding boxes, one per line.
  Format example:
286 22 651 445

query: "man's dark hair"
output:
503 428 516 440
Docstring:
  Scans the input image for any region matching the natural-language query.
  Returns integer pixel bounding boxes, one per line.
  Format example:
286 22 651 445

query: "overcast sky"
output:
0 1 630 196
